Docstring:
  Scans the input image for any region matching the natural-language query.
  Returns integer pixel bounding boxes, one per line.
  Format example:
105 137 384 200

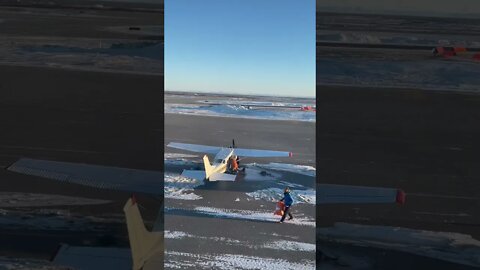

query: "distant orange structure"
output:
432 46 467 57
300 105 316 112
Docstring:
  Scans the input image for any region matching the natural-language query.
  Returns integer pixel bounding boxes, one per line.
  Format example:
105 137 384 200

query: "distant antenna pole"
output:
232 139 235 148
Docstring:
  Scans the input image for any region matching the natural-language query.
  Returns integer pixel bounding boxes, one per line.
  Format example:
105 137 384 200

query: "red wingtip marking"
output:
131 194 137 205
289 152 293 157
396 189 406 205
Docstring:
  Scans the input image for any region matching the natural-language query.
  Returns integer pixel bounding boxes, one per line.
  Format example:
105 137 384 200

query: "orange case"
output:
274 201 285 216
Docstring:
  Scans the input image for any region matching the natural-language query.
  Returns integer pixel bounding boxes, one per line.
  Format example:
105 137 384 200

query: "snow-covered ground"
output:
246 187 316 205
197 99 314 108
164 154 316 269
0 37 162 75
262 240 316 252
164 103 315 122
319 31 480 48
165 230 315 253
164 230 244 245
164 155 316 203
0 193 118 231
164 173 203 200
318 58 480 93
165 251 315 270
318 222 480 267
191 206 315 227
165 230 194 239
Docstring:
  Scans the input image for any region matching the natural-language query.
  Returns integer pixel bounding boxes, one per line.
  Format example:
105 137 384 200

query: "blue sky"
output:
165 0 315 98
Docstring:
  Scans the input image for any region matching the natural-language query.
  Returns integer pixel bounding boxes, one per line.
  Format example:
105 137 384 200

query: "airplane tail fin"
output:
123 197 162 270
203 155 214 179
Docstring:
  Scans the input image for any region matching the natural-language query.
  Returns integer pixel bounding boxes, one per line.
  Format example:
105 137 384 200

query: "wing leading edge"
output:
167 142 221 154
167 142 292 158
7 158 163 195
233 148 292 158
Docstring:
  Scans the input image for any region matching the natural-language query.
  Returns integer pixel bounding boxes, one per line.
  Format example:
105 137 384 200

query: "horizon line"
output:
165 89 315 99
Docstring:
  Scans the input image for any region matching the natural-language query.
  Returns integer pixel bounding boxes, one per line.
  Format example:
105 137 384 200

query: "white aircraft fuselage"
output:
210 148 234 173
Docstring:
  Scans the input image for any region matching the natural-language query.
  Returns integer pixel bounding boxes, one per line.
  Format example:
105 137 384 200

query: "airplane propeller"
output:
231 139 244 163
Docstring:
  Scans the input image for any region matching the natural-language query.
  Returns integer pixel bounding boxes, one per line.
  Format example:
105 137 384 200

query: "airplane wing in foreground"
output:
7 158 163 195
167 142 222 154
53 245 132 270
123 197 163 270
52 198 163 270
318 184 406 204
233 148 292 158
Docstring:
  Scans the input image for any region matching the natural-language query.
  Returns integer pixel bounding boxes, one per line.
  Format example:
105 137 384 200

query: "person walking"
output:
279 187 293 223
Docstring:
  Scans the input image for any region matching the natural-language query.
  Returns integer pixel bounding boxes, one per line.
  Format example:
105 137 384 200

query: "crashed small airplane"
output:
167 140 292 181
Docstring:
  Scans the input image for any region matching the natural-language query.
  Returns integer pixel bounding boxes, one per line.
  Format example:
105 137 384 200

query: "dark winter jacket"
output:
281 192 293 206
